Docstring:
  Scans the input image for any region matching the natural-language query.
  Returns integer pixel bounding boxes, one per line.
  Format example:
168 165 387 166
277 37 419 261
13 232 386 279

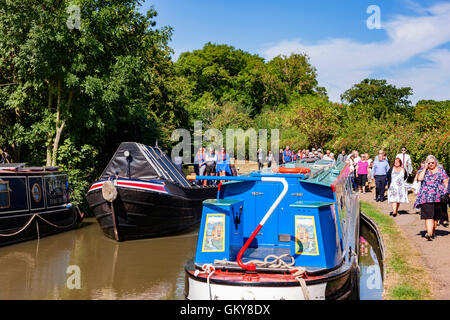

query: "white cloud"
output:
262 2 450 103
386 49 450 102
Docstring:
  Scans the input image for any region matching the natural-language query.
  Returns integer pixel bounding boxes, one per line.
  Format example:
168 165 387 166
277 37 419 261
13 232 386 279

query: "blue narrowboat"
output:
184 159 360 300
0 163 81 247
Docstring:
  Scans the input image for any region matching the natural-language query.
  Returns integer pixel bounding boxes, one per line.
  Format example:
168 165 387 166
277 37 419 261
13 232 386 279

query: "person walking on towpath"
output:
414 155 449 241
337 149 347 163
372 150 390 202
356 154 369 194
387 157 409 217
278 149 283 165
395 147 413 178
257 148 265 171
267 151 273 168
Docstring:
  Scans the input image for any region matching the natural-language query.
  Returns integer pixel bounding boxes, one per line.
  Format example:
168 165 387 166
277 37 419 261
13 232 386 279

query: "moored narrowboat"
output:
184 159 360 300
0 163 80 247
85 142 218 241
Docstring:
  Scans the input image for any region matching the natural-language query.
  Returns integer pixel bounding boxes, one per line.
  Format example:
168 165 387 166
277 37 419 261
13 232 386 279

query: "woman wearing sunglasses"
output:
414 155 449 240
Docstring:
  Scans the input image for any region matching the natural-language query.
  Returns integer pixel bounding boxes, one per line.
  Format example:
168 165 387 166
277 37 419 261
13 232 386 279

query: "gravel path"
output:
359 187 450 299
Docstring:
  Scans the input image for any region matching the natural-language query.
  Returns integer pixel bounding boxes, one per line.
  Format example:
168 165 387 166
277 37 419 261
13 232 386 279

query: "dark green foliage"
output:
0 0 187 206
341 78 414 118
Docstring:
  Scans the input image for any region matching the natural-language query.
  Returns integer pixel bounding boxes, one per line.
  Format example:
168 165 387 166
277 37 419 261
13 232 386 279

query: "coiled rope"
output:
214 254 310 300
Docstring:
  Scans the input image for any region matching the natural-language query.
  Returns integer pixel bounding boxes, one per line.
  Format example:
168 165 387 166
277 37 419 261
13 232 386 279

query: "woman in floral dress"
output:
414 155 449 241
387 158 408 217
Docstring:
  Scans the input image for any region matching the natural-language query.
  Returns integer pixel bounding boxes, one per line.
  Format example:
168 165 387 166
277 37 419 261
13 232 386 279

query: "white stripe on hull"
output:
88 179 167 194
186 277 326 300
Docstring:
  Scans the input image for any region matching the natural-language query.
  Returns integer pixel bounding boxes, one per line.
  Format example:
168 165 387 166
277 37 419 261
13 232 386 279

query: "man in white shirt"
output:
395 147 412 177
322 150 333 161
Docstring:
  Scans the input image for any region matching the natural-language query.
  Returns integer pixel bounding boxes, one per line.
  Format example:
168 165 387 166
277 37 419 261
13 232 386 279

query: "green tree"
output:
0 0 180 166
0 0 187 205
175 42 266 114
414 100 450 131
285 95 342 149
263 54 325 106
341 79 413 118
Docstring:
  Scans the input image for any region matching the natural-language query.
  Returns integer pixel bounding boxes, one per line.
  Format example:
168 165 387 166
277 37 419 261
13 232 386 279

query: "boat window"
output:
45 175 69 206
0 181 10 209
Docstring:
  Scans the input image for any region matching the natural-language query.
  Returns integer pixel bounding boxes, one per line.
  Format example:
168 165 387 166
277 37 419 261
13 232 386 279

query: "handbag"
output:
440 193 450 204
411 180 421 195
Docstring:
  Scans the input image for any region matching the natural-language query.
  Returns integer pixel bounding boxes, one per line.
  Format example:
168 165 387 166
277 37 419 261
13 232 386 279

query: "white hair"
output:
425 155 439 166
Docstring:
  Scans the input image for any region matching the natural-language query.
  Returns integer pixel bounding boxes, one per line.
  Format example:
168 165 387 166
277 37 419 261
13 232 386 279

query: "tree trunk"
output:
46 83 54 166
46 134 53 166
46 80 74 167
51 122 66 166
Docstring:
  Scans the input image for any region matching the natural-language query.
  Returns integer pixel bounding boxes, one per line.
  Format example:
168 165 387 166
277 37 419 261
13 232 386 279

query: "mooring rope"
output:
35 211 77 229
194 263 216 300
0 208 77 237
0 214 37 237
214 254 310 300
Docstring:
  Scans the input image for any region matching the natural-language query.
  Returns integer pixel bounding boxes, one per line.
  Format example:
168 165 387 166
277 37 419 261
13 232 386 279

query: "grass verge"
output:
361 201 433 300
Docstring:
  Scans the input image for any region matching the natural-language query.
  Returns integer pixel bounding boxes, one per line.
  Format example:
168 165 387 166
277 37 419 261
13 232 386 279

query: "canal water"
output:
0 218 196 299
0 218 383 300
359 219 384 300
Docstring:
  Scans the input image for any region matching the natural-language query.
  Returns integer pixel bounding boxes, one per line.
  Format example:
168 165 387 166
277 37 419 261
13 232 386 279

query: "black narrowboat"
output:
85 142 218 241
0 164 80 247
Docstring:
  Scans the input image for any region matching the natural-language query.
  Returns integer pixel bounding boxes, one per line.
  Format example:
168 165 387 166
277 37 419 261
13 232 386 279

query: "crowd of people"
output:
276 145 336 164
193 145 337 185
343 147 448 242
194 147 234 186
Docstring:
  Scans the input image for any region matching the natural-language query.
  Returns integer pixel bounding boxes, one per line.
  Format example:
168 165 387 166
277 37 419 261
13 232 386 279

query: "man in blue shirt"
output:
283 145 293 163
371 150 390 202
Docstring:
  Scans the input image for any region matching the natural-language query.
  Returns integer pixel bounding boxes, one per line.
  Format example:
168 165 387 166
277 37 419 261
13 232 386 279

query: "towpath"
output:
359 188 450 299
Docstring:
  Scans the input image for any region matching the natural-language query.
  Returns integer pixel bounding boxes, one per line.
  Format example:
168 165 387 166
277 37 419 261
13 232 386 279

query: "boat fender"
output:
102 180 118 202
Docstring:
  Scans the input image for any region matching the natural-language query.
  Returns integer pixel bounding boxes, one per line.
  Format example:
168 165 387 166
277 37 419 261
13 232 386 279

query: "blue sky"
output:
140 0 450 103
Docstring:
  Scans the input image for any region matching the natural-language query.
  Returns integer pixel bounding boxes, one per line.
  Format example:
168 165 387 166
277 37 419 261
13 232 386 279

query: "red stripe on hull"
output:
116 181 166 192
188 270 323 283
88 181 167 193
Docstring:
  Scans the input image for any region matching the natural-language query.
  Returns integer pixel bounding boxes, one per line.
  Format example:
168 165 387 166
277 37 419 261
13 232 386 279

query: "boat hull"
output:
86 182 217 241
184 259 358 300
0 206 78 247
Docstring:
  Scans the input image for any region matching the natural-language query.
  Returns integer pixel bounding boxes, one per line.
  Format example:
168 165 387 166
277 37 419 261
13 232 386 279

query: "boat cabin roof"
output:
0 163 63 175
235 159 347 187
100 142 192 188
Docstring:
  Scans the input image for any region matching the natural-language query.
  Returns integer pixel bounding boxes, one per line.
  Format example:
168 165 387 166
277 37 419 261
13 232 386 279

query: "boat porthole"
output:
31 183 42 203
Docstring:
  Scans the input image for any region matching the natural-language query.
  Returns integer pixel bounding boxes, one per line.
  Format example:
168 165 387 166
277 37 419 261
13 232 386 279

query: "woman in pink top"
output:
356 154 369 193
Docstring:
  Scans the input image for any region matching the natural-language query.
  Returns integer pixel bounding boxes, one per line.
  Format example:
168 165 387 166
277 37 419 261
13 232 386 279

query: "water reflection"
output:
0 217 384 300
0 218 197 300
359 235 383 300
